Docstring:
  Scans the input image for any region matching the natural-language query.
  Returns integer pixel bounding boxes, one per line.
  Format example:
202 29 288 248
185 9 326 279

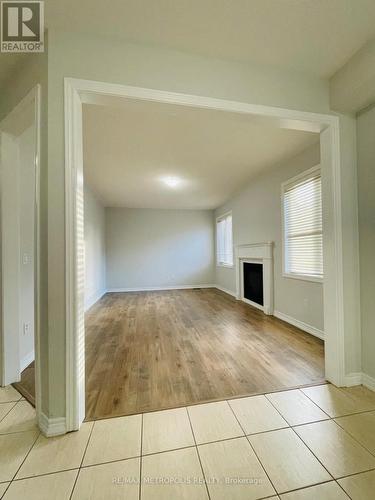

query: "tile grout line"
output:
84 398 375 426
10 439 249 484
139 413 143 500
0 401 39 436
142 442 196 457
299 387 342 417
58 456 141 473
10 446 375 491
273 479 338 497
0 481 11 498
287 410 375 483
185 406 211 500
266 388 375 480
264 389 331 424
226 399 279 497
2 386 375 497
287 408 375 430
333 465 375 480
333 416 375 460
298 386 375 420
251 394 358 498
288 424 359 497
335 478 354 500
0 401 19 425
264 392 337 488
69 421 96 500
0 427 43 437
74 381 374 425
7 428 41 491
11 467 81 483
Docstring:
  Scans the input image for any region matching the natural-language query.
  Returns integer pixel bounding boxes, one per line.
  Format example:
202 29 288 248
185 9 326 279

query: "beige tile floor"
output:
1 383 375 499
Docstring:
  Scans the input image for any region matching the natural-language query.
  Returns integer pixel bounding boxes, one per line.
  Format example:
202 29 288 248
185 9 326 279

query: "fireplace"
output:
243 262 264 306
235 243 274 315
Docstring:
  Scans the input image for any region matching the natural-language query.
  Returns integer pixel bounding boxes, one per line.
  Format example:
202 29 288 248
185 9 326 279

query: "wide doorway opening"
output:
81 95 325 420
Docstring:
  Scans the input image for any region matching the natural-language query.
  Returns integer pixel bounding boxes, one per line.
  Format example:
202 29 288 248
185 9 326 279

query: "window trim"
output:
216 210 234 268
281 164 323 284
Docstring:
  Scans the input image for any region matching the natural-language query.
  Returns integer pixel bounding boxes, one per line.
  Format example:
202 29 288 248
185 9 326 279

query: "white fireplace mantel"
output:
235 242 274 315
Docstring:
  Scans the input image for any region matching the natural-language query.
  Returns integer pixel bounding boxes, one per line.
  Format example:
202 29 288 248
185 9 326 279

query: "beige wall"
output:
357 106 375 380
106 208 215 290
216 143 324 332
84 186 106 310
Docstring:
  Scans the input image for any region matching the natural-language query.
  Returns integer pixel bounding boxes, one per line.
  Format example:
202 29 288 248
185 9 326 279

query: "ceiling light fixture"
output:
162 176 181 188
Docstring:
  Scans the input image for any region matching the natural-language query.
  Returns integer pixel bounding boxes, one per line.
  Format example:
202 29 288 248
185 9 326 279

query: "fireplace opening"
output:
243 262 264 306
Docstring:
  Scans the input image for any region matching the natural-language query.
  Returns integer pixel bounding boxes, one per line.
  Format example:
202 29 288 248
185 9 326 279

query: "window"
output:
216 212 233 267
282 166 323 281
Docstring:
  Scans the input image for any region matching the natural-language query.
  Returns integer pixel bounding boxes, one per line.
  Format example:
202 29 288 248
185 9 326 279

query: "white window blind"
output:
217 213 233 266
283 168 323 280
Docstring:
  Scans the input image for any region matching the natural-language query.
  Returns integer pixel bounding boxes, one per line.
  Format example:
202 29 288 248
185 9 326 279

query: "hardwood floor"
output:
85 289 325 421
13 361 35 406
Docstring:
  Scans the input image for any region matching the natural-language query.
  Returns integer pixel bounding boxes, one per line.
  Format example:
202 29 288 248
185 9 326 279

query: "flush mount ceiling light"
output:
161 176 181 188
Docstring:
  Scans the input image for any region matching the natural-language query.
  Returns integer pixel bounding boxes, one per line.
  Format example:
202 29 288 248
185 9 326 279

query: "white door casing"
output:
64 78 359 431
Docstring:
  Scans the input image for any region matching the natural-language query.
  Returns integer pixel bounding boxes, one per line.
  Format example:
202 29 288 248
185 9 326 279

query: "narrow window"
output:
216 212 233 267
282 166 323 281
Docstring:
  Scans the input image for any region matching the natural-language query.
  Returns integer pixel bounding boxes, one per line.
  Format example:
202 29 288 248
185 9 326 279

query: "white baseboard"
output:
214 285 237 298
39 412 67 437
107 284 216 293
85 288 106 311
20 350 35 372
273 310 325 340
344 372 363 387
362 373 375 391
342 373 375 391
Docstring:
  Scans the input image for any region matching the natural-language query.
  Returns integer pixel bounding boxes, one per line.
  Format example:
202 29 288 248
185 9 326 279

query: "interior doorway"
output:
0 86 41 415
81 98 325 420
65 79 356 431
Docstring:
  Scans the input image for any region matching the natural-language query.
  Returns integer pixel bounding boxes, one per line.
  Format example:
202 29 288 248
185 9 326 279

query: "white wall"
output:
215 143 324 333
357 106 375 381
106 208 215 290
84 186 106 310
18 124 35 370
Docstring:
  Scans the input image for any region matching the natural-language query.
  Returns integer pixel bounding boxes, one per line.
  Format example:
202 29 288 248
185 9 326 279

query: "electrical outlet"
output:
23 323 30 335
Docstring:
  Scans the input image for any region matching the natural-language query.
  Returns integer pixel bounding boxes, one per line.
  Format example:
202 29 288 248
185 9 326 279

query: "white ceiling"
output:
45 0 375 78
83 99 318 209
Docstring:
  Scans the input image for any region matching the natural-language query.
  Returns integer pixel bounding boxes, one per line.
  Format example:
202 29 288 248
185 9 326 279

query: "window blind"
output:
283 169 323 279
217 213 233 266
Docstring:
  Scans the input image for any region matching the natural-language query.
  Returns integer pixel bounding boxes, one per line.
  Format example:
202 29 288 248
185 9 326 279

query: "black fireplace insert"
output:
243 262 263 306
